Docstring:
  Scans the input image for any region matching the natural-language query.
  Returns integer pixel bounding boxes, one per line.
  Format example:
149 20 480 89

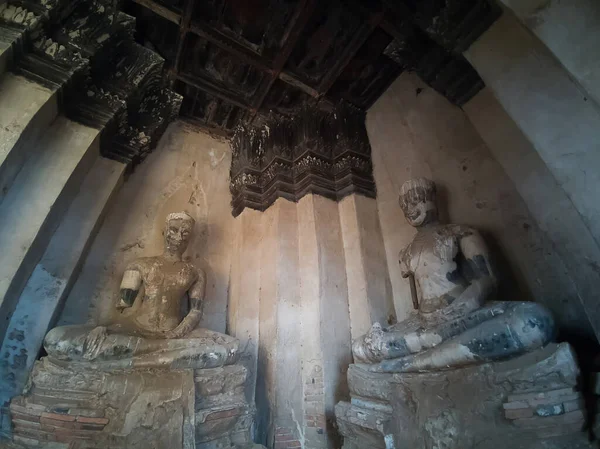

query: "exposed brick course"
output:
505 408 534 420
206 407 241 421
41 412 76 422
11 411 42 423
274 426 301 449
11 407 109 446
41 416 80 429
75 416 109 425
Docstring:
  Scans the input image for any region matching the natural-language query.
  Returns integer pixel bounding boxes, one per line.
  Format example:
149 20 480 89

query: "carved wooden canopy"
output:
230 103 375 216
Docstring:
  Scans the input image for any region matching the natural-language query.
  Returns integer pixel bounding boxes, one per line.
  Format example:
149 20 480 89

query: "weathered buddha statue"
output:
352 178 555 373
44 211 238 371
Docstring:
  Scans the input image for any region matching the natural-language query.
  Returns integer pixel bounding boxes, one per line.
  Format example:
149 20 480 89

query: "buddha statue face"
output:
164 212 195 255
399 178 438 228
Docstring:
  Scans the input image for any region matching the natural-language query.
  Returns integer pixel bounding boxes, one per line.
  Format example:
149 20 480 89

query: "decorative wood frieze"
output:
229 103 375 217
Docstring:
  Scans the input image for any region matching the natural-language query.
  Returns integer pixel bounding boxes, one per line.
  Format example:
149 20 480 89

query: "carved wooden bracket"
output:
229 103 375 217
2 0 182 170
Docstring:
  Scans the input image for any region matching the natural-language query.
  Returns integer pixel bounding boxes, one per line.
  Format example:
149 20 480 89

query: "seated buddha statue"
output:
352 178 555 373
44 212 239 371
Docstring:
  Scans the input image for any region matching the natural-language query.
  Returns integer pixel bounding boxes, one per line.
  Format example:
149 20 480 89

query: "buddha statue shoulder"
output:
44 212 238 371
352 178 555 373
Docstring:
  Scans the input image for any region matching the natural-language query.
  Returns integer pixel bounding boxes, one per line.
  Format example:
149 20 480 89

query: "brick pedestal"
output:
8 358 262 449
336 343 594 449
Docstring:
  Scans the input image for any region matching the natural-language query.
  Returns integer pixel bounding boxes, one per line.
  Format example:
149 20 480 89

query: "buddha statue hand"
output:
82 326 108 361
353 323 386 363
162 307 203 339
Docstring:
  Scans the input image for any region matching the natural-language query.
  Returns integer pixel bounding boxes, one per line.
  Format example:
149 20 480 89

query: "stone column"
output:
228 195 358 449
257 199 303 447
298 195 352 449
339 195 395 338
226 103 392 448
228 208 263 404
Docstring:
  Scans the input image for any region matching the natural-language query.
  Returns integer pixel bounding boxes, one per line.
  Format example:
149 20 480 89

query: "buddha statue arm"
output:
443 229 497 317
162 268 206 339
117 263 143 310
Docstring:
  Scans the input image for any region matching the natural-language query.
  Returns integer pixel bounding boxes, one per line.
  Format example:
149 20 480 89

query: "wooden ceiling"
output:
123 0 500 136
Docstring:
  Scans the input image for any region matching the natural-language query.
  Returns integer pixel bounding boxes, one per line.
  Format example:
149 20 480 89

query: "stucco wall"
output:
367 72 595 340
227 194 391 447
463 87 598 343
464 11 600 265
463 11 600 342
499 0 600 107
59 120 234 333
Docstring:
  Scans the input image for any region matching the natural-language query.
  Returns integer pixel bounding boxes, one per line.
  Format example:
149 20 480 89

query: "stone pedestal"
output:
336 343 593 449
8 358 262 449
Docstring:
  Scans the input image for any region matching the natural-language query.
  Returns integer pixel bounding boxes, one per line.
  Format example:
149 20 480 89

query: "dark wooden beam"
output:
173 71 253 112
189 23 273 73
131 0 180 25
173 0 195 72
278 71 319 98
204 98 219 125
317 11 383 97
380 17 415 42
380 0 414 22
251 0 318 113
132 0 274 73
180 116 232 138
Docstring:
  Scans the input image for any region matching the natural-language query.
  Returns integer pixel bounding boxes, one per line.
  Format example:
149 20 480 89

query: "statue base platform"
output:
336 343 594 449
8 358 265 449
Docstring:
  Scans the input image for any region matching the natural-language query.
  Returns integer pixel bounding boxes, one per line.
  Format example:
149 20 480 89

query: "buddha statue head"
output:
399 178 438 227
165 212 195 256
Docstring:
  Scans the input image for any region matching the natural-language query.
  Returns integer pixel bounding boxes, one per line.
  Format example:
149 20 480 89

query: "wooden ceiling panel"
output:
327 28 402 109
284 1 363 87
133 7 180 65
125 0 501 134
179 32 267 101
260 78 313 116
152 0 184 12
191 0 299 58
174 79 246 134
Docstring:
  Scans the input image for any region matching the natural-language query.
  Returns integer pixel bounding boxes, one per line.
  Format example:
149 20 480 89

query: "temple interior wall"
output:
367 71 596 341
464 9 600 342
498 0 600 107
227 194 391 447
52 15 600 443
3 2 600 448
58 66 600 397
58 121 234 334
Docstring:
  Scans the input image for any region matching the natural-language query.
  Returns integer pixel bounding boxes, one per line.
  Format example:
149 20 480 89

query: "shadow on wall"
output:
432 183 528 306
57 121 234 334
